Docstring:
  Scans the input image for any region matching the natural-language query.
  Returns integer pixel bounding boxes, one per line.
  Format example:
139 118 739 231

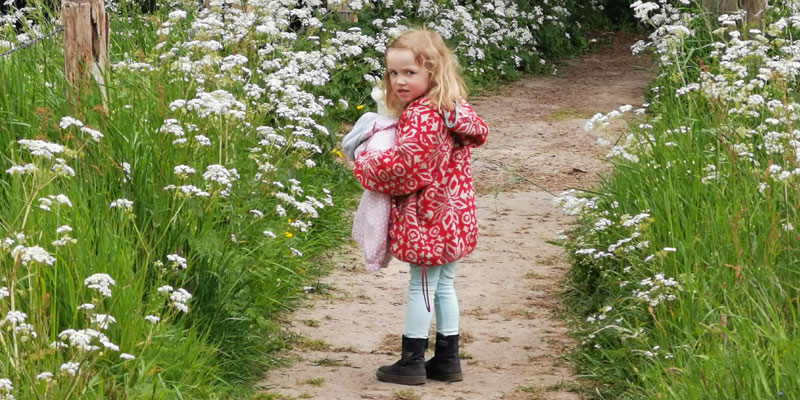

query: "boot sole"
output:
427 372 463 382
376 370 426 385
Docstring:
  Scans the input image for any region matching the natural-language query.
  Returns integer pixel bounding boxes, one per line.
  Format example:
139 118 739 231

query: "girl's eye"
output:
407 71 415 75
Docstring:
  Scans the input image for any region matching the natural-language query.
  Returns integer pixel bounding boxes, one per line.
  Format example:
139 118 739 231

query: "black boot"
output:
376 336 428 385
425 333 463 382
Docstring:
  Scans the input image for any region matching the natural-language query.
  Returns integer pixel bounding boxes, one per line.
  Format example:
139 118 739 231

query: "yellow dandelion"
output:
331 149 344 158
285 232 293 238
356 105 366 110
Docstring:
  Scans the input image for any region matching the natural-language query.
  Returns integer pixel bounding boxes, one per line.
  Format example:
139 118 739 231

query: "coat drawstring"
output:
421 265 431 312
442 101 460 129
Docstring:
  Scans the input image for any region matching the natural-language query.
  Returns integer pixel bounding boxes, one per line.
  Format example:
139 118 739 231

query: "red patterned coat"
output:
354 96 489 267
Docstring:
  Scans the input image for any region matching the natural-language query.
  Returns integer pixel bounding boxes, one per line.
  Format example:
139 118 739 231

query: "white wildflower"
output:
157 285 174 293
6 164 38 175
18 139 64 159
91 314 116 330
173 165 196 176
166 254 187 269
59 116 84 129
84 273 116 298
3 310 27 325
11 245 56 266
60 361 80 376
36 372 53 381
109 198 134 210
80 127 104 142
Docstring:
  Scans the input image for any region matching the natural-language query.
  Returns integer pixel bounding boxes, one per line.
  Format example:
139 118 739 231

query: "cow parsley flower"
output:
18 139 64 159
91 314 116 330
6 164 38 175
157 285 173 294
11 245 55 266
60 361 80 376
173 165 196 176
194 135 212 146
167 254 187 269
250 209 264 218
35 372 53 381
52 158 76 177
163 184 211 198
109 198 134 210
170 288 192 313
3 310 27 325
59 116 84 129
80 127 104 142
84 273 116 298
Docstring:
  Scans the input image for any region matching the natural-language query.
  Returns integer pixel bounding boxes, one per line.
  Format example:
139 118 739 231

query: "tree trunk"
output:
63 0 109 111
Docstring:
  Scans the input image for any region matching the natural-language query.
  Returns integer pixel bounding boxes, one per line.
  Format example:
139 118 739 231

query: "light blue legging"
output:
404 262 459 339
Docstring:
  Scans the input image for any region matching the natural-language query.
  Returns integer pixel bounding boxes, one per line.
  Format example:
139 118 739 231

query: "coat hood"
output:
411 97 489 149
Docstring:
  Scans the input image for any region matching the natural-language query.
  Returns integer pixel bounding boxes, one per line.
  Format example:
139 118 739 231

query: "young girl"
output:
353 28 489 385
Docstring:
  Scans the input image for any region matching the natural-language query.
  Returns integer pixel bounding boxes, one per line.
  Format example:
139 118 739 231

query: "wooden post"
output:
329 3 357 23
741 0 767 22
700 0 767 27
63 0 109 111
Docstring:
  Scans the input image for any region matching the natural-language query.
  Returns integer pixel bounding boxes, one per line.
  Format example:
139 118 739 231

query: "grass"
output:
300 378 324 387
302 319 319 328
294 337 331 352
392 389 421 400
562 3 800 399
312 357 343 367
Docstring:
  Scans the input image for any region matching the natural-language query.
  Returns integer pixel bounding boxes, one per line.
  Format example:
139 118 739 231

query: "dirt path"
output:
257 33 653 400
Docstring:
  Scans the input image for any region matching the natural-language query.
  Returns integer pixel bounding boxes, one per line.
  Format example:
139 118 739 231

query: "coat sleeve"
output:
354 106 440 196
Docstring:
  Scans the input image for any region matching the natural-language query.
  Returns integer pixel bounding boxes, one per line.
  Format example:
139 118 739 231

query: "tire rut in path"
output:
257 33 653 400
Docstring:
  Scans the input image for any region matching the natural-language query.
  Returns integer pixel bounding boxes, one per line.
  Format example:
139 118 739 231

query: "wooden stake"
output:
63 0 109 112
328 3 357 23
700 0 766 27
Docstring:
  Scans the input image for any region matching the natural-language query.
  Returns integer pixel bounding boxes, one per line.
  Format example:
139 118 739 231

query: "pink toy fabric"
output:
351 117 398 270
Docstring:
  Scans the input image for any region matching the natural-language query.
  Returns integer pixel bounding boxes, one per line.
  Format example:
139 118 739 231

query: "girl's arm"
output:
354 106 440 196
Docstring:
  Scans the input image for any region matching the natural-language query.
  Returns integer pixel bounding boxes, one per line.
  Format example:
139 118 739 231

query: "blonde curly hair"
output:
382 28 468 117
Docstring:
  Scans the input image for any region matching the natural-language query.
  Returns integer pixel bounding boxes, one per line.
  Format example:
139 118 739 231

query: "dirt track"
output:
257 32 653 400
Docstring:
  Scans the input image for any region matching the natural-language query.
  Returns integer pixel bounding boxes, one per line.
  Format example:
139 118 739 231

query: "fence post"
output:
699 0 766 27
62 0 109 112
328 3 357 23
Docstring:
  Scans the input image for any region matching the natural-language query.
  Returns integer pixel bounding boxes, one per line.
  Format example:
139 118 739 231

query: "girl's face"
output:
386 48 430 106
